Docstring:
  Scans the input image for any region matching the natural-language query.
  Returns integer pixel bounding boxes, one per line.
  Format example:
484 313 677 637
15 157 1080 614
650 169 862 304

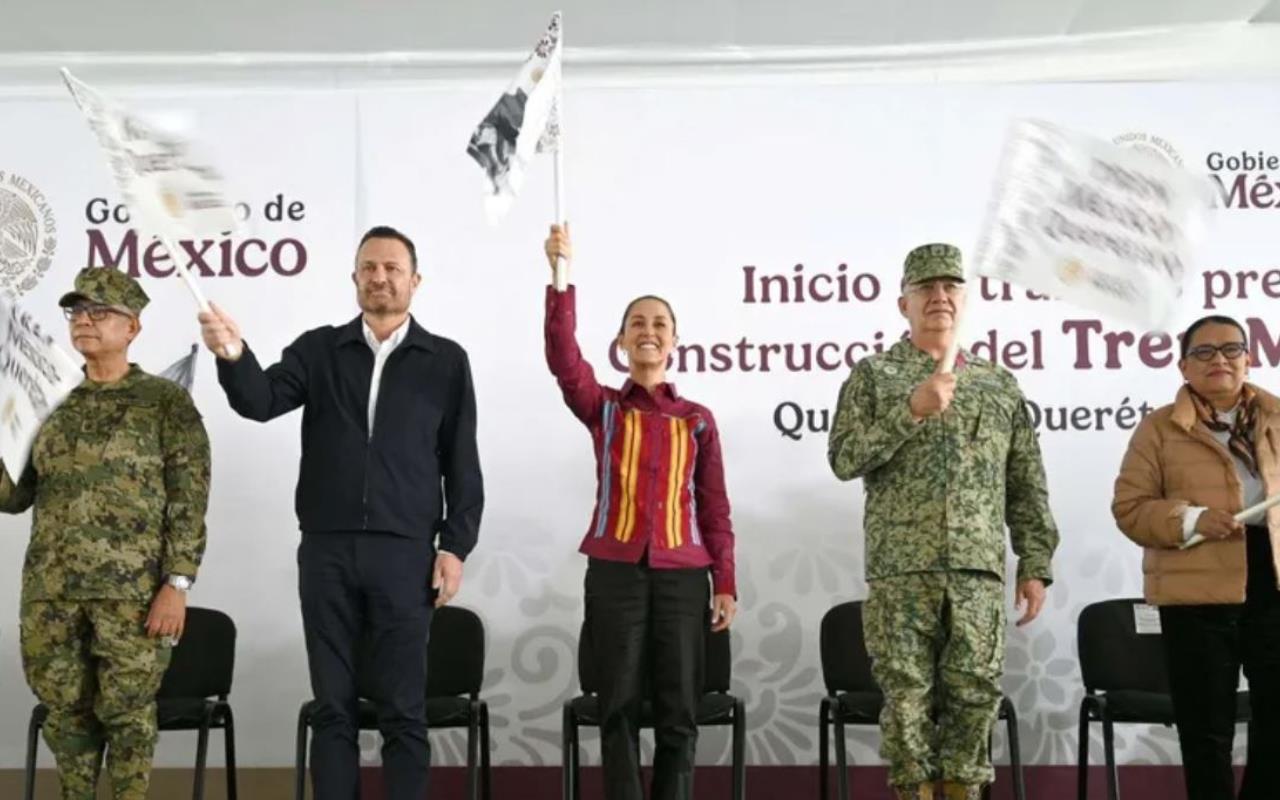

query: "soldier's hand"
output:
710 594 737 632
198 301 244 362
147 585 187 641
1194 509 1244 541
432 550 464 608
1014 579 1046 627
544 223 572 274
909 372 957 420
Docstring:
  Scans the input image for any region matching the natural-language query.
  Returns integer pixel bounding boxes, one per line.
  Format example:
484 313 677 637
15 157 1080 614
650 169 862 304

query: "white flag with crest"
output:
972 119 1214 331
0 296 81 481
61 68 238 247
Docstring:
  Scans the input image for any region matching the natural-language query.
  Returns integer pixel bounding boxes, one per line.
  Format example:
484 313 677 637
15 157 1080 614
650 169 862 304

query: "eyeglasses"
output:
1186 342 1248 361
63 304 129 322
906 280 964 297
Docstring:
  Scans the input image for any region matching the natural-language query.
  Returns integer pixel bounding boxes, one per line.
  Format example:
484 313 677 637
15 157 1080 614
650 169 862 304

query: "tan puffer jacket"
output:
1112 383 1280 605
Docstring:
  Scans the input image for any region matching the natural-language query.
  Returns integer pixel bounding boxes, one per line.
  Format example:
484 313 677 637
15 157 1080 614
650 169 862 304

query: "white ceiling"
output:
2 0 1277 53
2 0 1280 91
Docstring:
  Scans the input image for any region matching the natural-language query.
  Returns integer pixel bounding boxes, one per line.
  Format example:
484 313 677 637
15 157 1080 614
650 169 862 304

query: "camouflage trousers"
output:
864 571 1005 788
20 600 170 800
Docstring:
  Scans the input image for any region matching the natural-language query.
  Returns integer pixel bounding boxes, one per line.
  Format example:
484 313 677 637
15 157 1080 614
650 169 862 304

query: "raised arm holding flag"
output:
198 226 483 800
542 223 737 800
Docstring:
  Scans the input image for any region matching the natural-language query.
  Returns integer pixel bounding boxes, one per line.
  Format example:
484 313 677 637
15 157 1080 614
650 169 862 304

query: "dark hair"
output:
1180 314 1247 359
357 226 418 273
618 295 677 336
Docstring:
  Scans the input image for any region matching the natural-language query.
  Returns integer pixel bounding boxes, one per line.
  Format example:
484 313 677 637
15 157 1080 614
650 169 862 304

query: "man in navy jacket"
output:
199 226 483 800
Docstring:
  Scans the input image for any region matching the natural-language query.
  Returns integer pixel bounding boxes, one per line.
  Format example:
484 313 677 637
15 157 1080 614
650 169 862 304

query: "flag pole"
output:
162 235 240 360
938 330 962 374
937 273 972 374
552 15 568 292
553 149 567 291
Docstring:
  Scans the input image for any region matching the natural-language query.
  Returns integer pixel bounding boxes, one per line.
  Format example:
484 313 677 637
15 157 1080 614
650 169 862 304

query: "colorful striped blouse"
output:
545 286 736 596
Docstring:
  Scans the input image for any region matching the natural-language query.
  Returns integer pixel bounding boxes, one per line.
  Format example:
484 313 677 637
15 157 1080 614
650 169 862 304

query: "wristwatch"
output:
166 574 193 593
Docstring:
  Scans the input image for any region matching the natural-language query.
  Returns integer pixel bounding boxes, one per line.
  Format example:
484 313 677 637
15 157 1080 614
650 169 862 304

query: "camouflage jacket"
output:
0 365 210 602
828 339 1058 583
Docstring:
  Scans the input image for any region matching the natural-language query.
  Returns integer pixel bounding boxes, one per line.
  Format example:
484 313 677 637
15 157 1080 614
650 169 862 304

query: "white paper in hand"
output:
973 119 1214 331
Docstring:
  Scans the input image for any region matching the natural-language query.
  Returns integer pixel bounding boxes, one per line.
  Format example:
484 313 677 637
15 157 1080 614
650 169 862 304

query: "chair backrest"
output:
576 620 731 694
157 607 236 700
425 606 486 698
1077 598 1170 694
819 601 878 694
356 605 486 700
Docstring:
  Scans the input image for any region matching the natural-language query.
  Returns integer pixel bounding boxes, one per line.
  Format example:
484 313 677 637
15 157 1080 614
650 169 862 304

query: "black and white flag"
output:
466 11 562 222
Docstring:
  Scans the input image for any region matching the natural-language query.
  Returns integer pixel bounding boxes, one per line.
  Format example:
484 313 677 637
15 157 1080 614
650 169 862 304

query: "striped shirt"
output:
545 286 736 596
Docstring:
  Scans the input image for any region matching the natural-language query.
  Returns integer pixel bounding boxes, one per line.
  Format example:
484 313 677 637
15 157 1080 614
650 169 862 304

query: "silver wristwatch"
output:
166 574 193 593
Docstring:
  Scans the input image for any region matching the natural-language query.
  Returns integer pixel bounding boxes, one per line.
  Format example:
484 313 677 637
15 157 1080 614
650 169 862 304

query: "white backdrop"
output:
0 79 1276 769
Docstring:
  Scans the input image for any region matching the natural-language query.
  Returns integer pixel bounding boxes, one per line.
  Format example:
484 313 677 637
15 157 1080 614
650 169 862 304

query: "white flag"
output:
0 298 81 481
61 68 237 245
972 119 1214 330
158 344 199 393
466 11 563 222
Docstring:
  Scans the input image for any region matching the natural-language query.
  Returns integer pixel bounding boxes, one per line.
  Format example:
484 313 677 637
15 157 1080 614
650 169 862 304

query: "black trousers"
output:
1160 526 1280 800
585 557 710 800
299 532 435 800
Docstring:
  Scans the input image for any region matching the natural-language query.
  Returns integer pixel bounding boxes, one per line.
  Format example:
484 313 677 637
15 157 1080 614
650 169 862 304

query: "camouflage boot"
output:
893 783 936 800
940 781 983 800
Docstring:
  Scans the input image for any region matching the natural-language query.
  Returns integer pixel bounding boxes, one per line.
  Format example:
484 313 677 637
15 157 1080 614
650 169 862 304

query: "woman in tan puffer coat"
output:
1112 314 1280 800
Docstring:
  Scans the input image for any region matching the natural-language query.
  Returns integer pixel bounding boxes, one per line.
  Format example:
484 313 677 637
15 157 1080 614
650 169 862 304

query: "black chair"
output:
561 621 746 800
817 601 1025 800
293 605 490 800
1076 597 1250 800
23 606 238 800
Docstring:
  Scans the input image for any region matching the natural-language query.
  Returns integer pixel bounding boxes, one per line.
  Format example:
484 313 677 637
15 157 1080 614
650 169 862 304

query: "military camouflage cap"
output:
902 243 964 287
58 267 149 315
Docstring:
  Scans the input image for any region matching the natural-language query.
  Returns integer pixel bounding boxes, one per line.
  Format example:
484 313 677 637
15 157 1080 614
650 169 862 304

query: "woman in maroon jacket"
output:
543 223 737 800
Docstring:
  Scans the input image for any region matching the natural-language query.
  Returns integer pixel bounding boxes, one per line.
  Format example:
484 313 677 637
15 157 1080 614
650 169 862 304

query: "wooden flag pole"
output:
936 285 970 374
553 147 567 291
163 235 240 361
551 16 568 292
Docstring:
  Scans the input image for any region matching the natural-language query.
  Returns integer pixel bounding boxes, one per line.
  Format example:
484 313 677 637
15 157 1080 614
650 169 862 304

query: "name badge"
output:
1133 603 1161 635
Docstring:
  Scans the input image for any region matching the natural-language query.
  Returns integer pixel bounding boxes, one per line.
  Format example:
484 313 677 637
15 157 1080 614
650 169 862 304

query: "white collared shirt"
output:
363 315 411 437
361 315 458 562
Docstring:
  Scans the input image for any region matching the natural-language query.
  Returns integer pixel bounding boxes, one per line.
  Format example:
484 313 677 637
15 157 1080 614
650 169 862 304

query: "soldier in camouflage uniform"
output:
0 267 211 800
827 244 1059 800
